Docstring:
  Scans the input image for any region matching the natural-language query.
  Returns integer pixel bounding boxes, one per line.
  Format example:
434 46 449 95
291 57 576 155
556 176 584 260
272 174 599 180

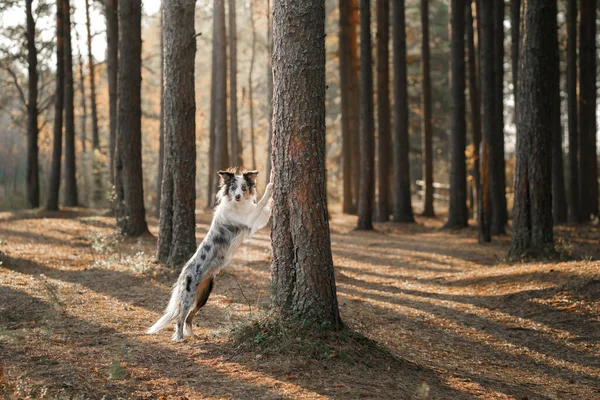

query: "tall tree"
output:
271 0 342 328
510 0 520 118
476 0 494 241
115 0 148 236
157 0 197 266
578 0 598 220
420 0 434 217
156 2 164 218
228 0 240 166
356 0 375 230
391 0 414 223
77 47 87 154
248 1 257 169
509 0 556 259
466 0 481 226
106 0 118 183
446 0 467 228
339 0 360 214
375 0 391 222
85 0 99 150
47 0 66 211
566 0 579 223
206 0 218 207
265 0 274 184
25 0 39 208
63 0 78 207
213 0 228 193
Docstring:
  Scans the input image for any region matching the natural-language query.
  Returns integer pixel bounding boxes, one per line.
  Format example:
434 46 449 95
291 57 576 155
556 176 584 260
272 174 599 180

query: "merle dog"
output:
147 169 273 341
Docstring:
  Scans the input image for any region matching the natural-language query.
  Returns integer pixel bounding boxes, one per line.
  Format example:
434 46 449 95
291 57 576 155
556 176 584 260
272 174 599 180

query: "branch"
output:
4 66 27 109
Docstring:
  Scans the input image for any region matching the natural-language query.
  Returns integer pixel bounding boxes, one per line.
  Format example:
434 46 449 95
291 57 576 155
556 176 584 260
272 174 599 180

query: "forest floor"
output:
1 208 599 399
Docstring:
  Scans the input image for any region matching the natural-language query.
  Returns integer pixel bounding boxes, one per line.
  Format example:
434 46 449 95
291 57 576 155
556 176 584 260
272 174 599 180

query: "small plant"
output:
88 230 124 259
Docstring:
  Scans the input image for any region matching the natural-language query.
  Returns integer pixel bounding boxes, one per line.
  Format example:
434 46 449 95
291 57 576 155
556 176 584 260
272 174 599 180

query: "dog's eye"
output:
242 185 247 192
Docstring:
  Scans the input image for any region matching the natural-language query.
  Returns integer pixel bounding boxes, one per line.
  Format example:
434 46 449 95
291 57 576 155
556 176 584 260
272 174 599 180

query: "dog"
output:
147 168 273 341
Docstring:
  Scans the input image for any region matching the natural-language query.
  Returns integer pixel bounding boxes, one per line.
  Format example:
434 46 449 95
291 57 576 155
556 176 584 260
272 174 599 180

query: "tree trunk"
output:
510 0 519 121
78 50 87 154
228 0 240 166
578 0 598 220
391 0 414 223
476 0 494 240
375 0 391 222
157 0 197 266
207 0 218 207
357 0 375 230
63 0 78 207
115 0 148 236
248 1 257 169
566 0 579 223
106 0 118 184
26 0 40 209
509 0 555 259
85 0 100 151
265 0 274 185
47 0 66 211
213 0 228 192
466 0 481 225
156 3 164 219
420 0 434 217
339 0 360 214
271 0 342 328
446 0 467 228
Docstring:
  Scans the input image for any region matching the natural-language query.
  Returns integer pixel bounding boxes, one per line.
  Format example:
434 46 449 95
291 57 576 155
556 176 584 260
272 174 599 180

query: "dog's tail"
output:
146 280 183 334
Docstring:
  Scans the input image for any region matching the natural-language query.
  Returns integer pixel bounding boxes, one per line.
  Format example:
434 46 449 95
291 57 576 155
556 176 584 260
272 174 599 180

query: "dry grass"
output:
0 208 599 399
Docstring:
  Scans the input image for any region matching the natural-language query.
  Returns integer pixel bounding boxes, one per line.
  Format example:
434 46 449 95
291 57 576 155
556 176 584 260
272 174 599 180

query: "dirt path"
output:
1 209 599 399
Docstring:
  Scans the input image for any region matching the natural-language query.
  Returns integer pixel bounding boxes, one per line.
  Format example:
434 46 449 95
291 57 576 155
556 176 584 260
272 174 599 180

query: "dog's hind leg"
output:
184 278 214 337
173 275 197 342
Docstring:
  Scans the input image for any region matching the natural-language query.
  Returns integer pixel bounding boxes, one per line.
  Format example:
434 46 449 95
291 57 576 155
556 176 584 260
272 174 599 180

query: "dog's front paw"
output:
265 183 274 196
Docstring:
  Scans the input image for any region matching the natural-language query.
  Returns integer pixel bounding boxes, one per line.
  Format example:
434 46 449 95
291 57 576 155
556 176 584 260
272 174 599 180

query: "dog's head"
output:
217 168 259 204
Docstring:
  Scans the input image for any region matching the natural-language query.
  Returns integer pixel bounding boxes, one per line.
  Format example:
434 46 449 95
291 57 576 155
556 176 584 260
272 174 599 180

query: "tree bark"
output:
115 0 148 236
63 0 78 207
77 49 87 154
357 0 375 230
510 0 519 121
156 2 164 218
213 0 229 192
509 0 555 259
446 0 467 228
106 0 118 184
375 0 391 222
271 0 342 328
157 0 197 266
391 0 414 223
466 0 481 225
578 0 598 220
248 1 257 169
339 0 360 214
420 0 434 217
47 0 66 211
207 0 218 207
85 0 99 151
26 0 40 209
228 0 240 166
566 0 579 223
265 0 274 185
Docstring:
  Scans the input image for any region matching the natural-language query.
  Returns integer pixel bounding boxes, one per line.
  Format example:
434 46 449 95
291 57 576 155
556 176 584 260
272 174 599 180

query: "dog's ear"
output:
218 170 235 185
243 170 259 186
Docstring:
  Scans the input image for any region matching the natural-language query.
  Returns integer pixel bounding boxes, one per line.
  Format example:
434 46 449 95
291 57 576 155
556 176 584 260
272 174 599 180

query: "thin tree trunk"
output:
265 0 274 184
248 1 257 169
26 0 40 209
77 50 87 154
375 0 391 222
476 0 494 241
115 0 148 236
47 0 66 211
228 0 240 166
420 0 434 217
446 0 467 228
271 0 342 328
213 0 229 192
391 0 414 223
156 3 164 219
566 0 579 223
85 0 99 150
157 0 197 266
63 0 78 207
348 0 360 213
509 0 556 259
578 0 598 220
466 0 481 225
106 0 118 184
510 0 519 122
207 0 218 207
357 0 375 230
